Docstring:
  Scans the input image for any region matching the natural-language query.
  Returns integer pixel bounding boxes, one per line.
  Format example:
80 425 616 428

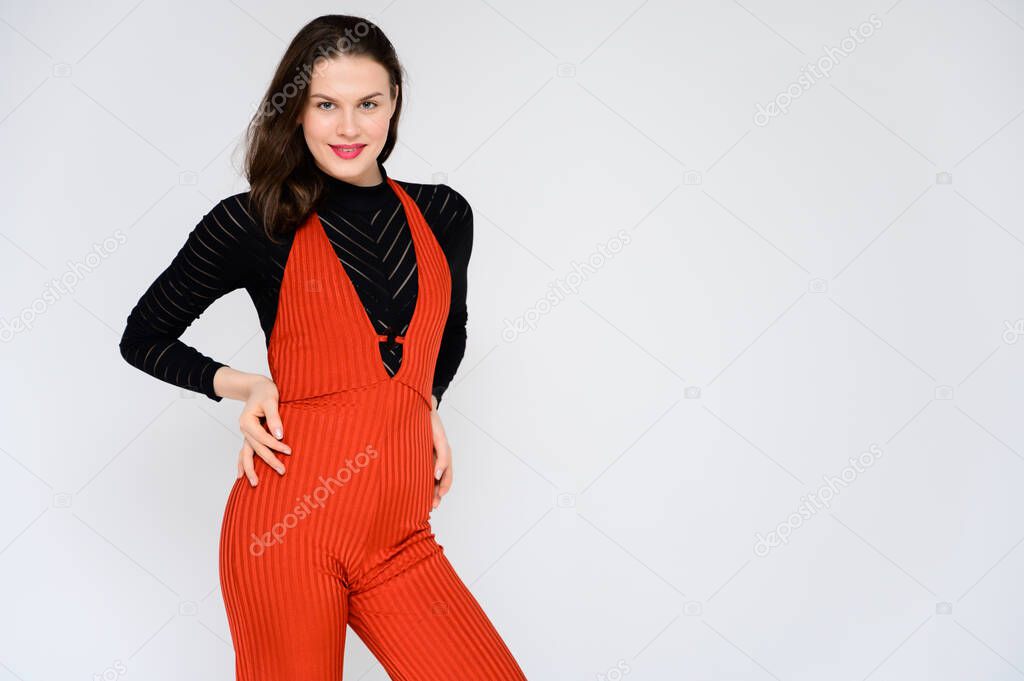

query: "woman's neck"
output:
318 160 393 213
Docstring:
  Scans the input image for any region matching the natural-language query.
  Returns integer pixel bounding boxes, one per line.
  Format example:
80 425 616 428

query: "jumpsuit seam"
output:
352 530 442 598
351 431 387 594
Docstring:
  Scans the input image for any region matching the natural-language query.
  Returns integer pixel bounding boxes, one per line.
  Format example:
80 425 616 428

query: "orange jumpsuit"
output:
218 178 527 680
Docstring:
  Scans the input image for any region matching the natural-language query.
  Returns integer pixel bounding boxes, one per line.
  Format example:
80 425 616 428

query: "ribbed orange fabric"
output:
218 178 527 680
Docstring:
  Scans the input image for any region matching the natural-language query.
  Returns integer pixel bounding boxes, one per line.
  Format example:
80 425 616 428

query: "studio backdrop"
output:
1 1 1023 679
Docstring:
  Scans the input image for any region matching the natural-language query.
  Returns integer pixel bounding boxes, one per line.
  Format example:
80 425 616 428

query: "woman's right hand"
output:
236 376 292 487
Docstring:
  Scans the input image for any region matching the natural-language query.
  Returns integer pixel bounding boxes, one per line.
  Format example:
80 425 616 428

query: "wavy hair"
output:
243 15 404 241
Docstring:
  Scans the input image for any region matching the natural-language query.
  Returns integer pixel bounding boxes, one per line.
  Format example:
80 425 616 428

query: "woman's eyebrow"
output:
310 92 384 101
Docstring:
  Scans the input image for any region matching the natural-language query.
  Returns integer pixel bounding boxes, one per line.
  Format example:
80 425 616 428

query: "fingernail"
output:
435 468 442 480
283 446 292 454
274 428 283 439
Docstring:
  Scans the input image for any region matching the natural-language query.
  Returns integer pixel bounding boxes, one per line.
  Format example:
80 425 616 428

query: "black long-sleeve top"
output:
118 161 473 406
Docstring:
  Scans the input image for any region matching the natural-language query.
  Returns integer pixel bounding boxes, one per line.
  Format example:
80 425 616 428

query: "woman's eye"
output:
316 101 377 111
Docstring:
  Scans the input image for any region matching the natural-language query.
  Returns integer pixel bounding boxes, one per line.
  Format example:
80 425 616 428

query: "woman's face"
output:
298 54 397 186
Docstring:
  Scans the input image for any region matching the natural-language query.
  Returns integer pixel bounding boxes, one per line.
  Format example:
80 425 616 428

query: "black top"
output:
118 160 473 405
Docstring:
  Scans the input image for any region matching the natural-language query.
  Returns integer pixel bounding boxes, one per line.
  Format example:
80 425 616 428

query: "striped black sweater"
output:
118 161 472 405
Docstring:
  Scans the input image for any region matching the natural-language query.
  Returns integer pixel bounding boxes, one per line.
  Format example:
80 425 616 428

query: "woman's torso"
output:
117 165 473 404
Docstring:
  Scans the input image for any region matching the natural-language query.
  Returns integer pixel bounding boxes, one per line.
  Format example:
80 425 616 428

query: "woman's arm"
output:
118 195 257 401
430 187 473 407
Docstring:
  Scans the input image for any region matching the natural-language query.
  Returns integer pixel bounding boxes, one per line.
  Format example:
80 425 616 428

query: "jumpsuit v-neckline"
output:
312 199 424 387
266 176 450 406
218 177 527 680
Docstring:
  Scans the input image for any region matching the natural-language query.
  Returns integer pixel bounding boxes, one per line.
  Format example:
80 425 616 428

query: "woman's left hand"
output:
430 396 452 510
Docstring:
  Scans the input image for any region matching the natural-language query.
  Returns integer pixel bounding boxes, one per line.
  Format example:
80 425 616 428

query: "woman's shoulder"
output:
393 178 473 242
204 190 261 237
168 191 269 282
434 183 473 248
436 182 472 218
195 190 272 253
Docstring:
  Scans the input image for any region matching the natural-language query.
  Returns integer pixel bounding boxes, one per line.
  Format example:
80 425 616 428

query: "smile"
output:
330 144 366 160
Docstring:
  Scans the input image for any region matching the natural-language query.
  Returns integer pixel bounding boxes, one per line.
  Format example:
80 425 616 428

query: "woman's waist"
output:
274 376 432 411
277 385 379 410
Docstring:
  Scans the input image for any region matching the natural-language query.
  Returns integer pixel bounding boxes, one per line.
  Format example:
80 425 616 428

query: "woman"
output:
118 15 527 680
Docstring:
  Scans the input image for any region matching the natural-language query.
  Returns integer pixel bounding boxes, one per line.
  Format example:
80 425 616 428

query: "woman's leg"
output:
348 543 527 680
220 481 352 680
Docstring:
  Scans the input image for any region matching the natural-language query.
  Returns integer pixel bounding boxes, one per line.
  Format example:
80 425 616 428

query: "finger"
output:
247 436 286 476
241 417 292 456
437 464 453 497
431 418 449 459
433 443 450 481
257 448 287 476
263 399 286 445
242 443 258 487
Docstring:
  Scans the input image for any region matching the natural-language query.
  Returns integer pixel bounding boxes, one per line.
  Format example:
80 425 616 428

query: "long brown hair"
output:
243 15 405 242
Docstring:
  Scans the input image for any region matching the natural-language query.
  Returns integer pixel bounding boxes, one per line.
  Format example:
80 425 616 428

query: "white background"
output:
1 0 1023 679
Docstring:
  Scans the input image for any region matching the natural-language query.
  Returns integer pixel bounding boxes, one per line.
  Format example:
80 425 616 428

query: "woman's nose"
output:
336 110 359 135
